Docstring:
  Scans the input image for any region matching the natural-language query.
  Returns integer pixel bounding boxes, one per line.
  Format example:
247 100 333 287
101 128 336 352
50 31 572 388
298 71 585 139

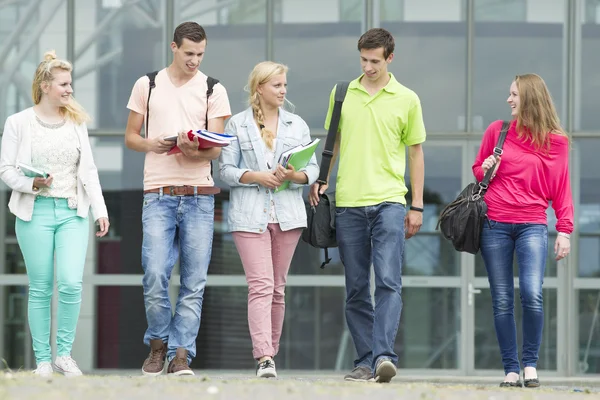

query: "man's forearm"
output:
408 144 424 207
125 132 149 153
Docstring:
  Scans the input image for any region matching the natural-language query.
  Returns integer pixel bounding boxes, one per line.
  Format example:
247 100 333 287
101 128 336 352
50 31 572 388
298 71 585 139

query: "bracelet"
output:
557 232 571 239
409 206 424 213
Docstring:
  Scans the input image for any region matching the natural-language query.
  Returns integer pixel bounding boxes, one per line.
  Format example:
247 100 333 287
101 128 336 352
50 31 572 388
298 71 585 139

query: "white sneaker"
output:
53 356 83 377
256 359 277 378
33 361 54 377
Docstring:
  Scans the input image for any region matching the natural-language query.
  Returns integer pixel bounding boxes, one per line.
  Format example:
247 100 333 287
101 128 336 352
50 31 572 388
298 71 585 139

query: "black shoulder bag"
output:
301 81 350 268
436 121 509 254
145 71 219 175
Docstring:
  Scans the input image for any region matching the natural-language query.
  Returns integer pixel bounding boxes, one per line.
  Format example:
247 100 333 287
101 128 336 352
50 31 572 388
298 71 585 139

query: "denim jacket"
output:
219 107 319 233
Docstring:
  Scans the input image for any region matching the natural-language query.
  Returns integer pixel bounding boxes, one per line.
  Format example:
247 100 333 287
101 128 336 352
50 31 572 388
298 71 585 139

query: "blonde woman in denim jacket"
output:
219 61 319 378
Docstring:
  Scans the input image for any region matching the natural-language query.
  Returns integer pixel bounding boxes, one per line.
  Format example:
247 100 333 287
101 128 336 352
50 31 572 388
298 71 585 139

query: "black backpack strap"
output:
205 76 219 130
320 248 332 269
480 121 510 188
206 76 219 176
145 71 158 138
317 81 349 185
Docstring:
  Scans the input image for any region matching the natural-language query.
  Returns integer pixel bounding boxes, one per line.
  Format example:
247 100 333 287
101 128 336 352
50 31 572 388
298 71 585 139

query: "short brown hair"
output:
173 22 207 47
357 28 395 59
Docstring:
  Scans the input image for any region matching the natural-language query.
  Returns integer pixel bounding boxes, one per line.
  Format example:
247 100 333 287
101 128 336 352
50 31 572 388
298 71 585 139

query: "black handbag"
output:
436 121 510 254
302 81 349 268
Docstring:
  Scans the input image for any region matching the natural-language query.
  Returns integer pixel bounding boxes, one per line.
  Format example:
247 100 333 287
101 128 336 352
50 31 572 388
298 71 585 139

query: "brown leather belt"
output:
143 185 220 196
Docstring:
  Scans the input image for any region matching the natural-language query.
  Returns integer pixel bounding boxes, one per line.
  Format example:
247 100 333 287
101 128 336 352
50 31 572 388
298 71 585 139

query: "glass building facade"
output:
1 0 600 375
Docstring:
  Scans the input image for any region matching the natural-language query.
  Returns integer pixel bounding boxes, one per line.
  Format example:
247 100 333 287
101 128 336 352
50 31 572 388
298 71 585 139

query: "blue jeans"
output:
480 220 548 375
336 202 406 371
141 193 214 363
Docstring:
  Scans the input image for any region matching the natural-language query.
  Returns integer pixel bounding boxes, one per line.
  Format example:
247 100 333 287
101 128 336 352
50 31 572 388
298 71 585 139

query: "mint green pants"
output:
15 197 89 364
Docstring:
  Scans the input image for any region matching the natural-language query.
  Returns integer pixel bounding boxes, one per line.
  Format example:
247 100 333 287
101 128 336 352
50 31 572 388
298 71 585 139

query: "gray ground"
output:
1 372 599 400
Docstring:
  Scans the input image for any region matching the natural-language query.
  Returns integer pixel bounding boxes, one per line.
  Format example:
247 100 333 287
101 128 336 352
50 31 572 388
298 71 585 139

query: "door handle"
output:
468 283 481 306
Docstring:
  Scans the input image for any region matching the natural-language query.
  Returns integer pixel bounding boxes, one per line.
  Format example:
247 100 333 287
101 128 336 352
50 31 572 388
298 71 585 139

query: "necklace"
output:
35 114 66 129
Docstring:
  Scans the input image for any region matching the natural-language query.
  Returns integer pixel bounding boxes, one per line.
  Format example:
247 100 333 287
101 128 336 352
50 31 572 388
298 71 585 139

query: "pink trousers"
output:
232 224 302 359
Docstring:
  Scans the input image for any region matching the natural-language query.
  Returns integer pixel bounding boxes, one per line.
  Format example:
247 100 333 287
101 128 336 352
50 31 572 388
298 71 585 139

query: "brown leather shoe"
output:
167 348 194 376
142 339 167 376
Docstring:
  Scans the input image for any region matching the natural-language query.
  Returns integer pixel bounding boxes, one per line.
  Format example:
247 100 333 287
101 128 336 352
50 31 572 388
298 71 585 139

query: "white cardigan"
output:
0 108 108 222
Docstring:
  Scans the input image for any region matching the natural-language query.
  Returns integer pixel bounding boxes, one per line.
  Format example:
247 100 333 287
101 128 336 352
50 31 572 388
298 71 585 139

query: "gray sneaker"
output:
374 358 396 383
344 366 372 382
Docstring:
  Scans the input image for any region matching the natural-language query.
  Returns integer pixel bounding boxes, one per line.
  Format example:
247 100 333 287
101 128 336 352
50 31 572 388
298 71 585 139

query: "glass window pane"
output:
580 1 600 130
578 289 600 373
1 285 33 370
5 243 26 275
475 288 557 371
474 1 566 131
576 139 600 277
75 0 167 130
381 0 404 22
475 0 526 22
0 1 68 124
384 0 467 131
273 0 363 129
398 288 460 369
176 1 266 118
406 144 462 276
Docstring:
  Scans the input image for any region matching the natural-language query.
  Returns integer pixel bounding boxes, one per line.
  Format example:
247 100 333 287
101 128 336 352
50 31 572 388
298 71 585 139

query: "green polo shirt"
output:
324 73 426 207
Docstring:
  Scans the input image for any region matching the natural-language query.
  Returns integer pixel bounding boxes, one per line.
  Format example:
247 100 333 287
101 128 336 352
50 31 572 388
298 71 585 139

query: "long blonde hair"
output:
247 61 288 150
32 50 90 125
514 73 566 150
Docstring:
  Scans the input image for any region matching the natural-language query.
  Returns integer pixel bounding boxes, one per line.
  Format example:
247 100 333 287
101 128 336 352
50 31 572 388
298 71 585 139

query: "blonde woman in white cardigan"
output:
0 51 109 377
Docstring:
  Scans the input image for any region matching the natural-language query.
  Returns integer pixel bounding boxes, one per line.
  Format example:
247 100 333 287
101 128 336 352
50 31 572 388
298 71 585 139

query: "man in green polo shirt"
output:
309 28 426 383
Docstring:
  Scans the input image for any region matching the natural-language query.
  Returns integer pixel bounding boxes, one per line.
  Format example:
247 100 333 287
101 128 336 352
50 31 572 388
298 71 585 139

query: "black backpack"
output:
145 71 219 175
436 121 509 254
301 81 349 268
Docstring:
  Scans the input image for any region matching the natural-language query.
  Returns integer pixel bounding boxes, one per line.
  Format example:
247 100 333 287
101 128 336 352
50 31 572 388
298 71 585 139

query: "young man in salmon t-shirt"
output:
124 21 231 376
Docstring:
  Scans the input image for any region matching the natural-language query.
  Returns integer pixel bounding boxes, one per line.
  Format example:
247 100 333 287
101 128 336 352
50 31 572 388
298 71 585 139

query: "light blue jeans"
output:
15 197 89 364
480 220 548 375
141 193 214 363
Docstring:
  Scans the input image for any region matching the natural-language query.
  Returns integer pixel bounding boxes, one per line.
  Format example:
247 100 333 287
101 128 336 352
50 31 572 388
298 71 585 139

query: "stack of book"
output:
275 138 320 192
167 130 237 155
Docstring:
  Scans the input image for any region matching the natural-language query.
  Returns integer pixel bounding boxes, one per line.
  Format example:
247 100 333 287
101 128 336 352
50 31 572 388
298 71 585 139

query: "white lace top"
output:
256 123 278 223
31 114 81 208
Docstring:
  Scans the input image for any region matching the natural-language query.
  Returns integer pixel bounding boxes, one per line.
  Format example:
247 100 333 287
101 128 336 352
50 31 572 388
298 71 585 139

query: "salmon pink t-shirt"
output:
127 68 231 190
472 119 574 234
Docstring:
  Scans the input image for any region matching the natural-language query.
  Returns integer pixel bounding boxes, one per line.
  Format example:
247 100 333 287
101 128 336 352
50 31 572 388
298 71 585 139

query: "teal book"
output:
18 163 48 178
275 138 320 192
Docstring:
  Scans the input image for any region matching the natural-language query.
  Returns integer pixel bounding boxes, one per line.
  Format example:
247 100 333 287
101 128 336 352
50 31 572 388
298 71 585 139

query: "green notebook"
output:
18 162 48 178
275 138 320 192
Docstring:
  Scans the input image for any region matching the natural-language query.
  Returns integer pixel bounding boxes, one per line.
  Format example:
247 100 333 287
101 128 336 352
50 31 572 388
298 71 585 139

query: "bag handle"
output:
317 81 349 185
480 120 510 189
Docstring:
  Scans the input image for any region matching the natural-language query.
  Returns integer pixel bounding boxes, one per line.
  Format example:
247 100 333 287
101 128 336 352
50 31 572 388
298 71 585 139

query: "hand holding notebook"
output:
167 129 237 155
274 138 320 192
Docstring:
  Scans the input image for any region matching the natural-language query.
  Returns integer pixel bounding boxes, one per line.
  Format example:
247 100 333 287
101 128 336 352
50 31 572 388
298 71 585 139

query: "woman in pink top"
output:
473 74 573 388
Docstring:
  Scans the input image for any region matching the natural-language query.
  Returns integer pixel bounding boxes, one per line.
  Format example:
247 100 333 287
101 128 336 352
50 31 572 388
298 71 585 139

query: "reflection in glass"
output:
0 1 68 122
581 2 600 129
406 145 462 276
398 288 460 369
1 285 32 369
75 0 167 130
473 1 566 130
475 288 557 371
578 290 600 373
